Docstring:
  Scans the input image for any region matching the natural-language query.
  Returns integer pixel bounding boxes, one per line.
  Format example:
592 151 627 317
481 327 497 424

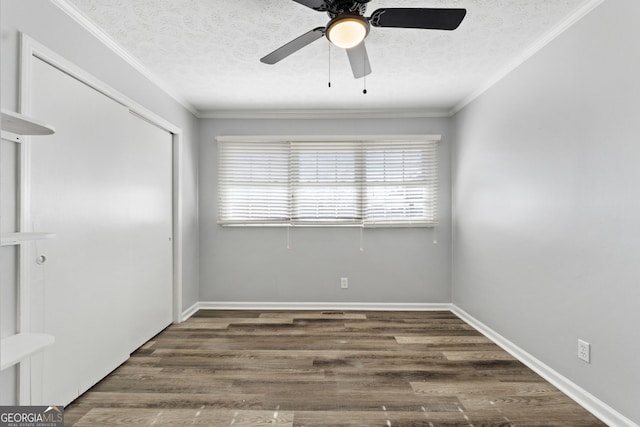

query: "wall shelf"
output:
1 232 56 247
1 104 57 403
1 333 55 371
1 109 55 135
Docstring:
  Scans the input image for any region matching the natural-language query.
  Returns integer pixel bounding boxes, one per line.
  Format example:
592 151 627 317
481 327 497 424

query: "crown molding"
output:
197 108 452 120
50 0 200 116
49 0 606 122
449 0 606 116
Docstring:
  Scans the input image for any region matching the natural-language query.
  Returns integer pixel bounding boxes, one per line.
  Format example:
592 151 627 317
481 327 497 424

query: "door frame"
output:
17 33 184 402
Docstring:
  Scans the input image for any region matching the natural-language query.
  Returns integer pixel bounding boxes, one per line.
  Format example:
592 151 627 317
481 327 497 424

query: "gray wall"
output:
3 0 637 423
452 0 640 424
199 118 452 303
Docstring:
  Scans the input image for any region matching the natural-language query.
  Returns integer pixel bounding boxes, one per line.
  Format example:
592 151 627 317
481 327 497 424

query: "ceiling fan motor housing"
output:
326 0 371 18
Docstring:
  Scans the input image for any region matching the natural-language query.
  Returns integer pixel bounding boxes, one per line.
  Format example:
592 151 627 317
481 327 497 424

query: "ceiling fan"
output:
260 0 467 79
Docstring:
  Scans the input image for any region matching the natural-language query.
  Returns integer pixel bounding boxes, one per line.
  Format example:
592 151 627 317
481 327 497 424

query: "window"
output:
291 142 361 225
217 141 289 225
218 136 439 227
363 141 438 226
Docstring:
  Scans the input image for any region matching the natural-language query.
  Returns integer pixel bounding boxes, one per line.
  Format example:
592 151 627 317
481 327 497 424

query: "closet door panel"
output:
123 113 173 351
29 57 173 405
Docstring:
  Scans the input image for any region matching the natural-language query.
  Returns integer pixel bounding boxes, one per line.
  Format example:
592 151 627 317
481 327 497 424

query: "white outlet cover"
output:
578 339 590 363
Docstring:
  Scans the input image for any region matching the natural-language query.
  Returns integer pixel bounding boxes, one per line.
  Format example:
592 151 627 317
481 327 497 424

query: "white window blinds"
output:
218 137 439 227
217 141 290 225
291 142 362 225
363 141 438 226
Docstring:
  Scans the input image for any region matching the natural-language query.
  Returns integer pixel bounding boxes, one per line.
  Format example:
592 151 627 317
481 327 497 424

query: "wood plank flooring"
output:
64 310 605 426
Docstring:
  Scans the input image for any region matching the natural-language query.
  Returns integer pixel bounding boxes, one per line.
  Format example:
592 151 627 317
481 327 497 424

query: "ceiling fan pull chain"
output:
363 53 367 94
328 41 332 88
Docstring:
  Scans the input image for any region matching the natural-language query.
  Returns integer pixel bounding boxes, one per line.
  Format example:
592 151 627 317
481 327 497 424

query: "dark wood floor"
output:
65 310 605 426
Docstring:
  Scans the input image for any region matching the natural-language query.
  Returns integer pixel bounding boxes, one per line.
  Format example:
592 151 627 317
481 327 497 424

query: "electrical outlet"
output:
578 339 590 363
340 277 348 289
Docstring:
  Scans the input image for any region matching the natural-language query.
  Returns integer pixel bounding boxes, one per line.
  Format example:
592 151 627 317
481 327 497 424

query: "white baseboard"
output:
180 301 200 322
451 305 638 427
178 301 636 426
190 301 452 314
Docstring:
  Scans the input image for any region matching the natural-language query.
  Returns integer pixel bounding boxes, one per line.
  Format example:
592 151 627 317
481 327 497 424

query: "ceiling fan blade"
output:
346 42 372 79
370 8 467 30
260 27 325 65
291 0 327 11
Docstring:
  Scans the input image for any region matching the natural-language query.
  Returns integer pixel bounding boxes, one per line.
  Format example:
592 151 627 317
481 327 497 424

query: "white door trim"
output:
19 34 183 324
19 33 184 320
17 33 184 402
18 33 183 405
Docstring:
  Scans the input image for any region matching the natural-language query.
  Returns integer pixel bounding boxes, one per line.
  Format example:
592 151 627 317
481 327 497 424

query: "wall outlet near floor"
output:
578 339 590 363
340 277 348 289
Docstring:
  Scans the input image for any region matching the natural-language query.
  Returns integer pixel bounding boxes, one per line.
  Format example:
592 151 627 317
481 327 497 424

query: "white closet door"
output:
28 57 173 405
124 112 173 351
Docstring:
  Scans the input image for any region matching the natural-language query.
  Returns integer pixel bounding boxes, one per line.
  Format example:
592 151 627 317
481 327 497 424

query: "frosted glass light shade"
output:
327 16 369 49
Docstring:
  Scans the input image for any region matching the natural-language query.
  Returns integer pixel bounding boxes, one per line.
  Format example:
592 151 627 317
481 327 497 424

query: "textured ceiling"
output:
63 0 590 114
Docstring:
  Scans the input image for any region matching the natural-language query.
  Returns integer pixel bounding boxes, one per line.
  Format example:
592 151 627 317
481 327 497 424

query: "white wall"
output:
452 0 640 424
1 0 199 403
199 118 452 304
0 0 200 311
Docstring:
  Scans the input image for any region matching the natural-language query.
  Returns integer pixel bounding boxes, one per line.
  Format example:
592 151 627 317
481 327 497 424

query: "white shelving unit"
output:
1 109 55 143
1 110 56 377
1 333 55 371
1 232 56 247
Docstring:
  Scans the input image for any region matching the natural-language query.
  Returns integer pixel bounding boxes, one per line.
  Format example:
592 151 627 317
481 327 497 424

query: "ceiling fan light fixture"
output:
326 15 370 49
